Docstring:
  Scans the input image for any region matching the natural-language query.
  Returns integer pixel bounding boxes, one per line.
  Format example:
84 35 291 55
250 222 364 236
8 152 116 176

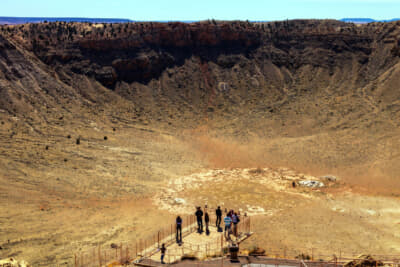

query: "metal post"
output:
144 240 147 258
158 231 160 248
74 254 77 267
120 243 123 263
98 246 101 267
221 248 224 267
312 248 314 261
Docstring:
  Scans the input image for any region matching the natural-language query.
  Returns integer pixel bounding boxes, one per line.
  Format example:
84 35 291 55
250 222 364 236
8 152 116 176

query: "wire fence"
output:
74 214 251 267
74 214 197 267
73 213 400 267
156 217 252 264
242 246 400 263
138 255 400 267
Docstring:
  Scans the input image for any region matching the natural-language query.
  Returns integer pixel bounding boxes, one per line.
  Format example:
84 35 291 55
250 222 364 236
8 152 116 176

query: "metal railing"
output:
73 215 252 267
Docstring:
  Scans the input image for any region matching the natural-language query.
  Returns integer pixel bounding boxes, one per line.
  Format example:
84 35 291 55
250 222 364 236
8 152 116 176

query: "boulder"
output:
0 258 31 267
298 180 324 188
344 254 383 267
174 198 186 205
320 175 338 182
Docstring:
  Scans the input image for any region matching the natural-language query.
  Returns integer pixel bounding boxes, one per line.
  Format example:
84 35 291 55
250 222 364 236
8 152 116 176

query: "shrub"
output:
181 254 198 261
104 136 108 140
296 253 311 260
249 167 264 174
76 138 80 145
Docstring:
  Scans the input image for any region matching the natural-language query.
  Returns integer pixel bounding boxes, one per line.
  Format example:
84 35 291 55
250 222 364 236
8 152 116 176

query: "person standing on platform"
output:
216 206 222 228
232 212 240 237
224 212 233 240
176 215 183 244
195 206 204 233
160 243 166 264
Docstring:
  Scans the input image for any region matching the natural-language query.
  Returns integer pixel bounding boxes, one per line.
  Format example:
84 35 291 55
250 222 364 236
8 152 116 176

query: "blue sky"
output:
1 0 399 21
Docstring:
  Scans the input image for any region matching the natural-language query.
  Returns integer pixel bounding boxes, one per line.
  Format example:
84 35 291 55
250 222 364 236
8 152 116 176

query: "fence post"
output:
98 246 101 267
120 243 123 263
312 248 314 261
158 231 160 248
74 254 77 267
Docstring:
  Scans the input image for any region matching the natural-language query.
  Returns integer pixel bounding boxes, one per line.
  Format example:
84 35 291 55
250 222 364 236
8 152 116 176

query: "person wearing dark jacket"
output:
215 206 222 228
195 207 203 233
176 216 182 243
160 243 166 264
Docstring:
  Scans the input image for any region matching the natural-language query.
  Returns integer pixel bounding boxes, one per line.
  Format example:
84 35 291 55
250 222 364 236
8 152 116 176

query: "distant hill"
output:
2 17 400 26
0 17 132 25
341 18 400 24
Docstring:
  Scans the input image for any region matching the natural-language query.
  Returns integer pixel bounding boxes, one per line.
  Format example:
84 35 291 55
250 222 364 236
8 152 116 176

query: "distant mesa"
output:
341 18 400 24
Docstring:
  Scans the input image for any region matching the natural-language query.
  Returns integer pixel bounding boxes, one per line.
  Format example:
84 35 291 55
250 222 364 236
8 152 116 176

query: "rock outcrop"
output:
0 20 400 130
